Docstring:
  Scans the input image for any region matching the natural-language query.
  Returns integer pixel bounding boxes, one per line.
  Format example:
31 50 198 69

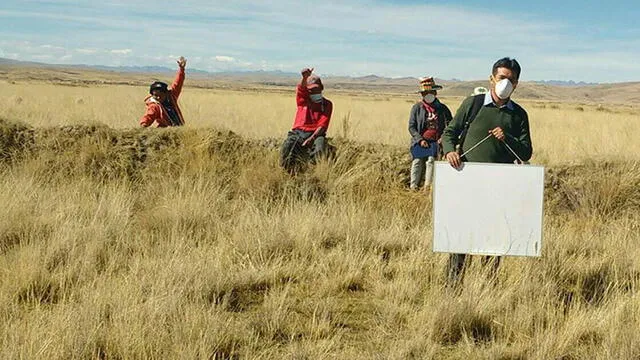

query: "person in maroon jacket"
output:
279 67 333 173
139 56 187 127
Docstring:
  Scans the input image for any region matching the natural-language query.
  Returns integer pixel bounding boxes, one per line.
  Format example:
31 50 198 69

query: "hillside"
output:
2 59 640 105
1 117 640 358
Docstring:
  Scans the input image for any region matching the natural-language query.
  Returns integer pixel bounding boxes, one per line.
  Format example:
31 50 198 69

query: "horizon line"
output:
0 57 616 85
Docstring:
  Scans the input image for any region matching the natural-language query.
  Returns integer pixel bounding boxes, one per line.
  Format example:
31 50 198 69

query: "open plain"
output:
1 65 640 359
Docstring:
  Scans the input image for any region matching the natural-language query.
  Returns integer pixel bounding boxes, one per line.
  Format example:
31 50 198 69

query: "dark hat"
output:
307 75 323 91
149 81 169 94
417 76 443 93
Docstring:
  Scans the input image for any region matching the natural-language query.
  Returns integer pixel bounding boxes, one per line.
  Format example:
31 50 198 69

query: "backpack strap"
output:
457 94 485 152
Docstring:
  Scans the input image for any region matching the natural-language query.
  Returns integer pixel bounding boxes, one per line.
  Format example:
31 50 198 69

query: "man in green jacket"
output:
441 57 533 285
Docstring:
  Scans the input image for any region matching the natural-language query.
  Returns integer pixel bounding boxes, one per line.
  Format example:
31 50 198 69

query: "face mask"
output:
309 93 323 103
494 78 514 100
423 93 436 104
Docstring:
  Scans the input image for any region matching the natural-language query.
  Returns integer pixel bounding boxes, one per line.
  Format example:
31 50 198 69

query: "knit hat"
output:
149 81 168 94
417 76 443 93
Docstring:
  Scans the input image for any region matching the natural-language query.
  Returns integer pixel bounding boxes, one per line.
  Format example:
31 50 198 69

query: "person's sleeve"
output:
436 104 452 138
442 97 472 154
170 67 185 99
504 109 533 161
408 104 423 144
296 84 309 106
140 104 159 127
443 105 453 128
317 100 332 130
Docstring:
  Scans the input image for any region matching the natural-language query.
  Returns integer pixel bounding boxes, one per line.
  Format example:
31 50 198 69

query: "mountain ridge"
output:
0 58 606 86
2 58 640 104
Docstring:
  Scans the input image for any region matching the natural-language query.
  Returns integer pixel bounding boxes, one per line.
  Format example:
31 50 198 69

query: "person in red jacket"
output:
279 67 333 173
140 56 187 127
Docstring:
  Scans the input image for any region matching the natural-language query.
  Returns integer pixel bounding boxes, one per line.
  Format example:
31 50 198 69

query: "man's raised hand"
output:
177 56 187 69
301 67 314 78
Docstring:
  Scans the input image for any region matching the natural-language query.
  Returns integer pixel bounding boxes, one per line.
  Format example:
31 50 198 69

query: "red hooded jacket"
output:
140 67 185 127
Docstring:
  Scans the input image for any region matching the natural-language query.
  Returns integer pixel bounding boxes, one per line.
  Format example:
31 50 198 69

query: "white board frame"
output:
432 162 544 257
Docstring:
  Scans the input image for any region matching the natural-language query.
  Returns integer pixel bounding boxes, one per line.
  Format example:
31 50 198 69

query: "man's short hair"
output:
492 57 521 81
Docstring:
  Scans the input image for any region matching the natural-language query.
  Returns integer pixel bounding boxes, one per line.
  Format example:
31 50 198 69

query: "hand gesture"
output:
301 67 314 79
177 56 187 69
419 140 429 148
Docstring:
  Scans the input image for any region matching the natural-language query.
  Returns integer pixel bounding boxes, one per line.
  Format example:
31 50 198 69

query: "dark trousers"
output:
279 130 326 172
447 253 501 286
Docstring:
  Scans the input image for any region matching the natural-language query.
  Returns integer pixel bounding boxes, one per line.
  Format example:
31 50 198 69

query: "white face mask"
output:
309 93 323 103
494 78 514 100
423 93 436 104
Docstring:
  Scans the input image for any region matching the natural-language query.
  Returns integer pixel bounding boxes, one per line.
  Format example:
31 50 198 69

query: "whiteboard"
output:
432 162 544 257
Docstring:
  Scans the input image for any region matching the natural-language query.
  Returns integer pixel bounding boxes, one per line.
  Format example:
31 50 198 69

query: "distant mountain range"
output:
533 79 599 86
4 57 640 104
0 58 211 75
0 57 599 86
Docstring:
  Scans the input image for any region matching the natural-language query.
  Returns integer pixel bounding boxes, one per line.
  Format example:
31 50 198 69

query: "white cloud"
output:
110 49 132 55
76 48 99 54
215 56 235 63
2 1 640 81
40 44 65 51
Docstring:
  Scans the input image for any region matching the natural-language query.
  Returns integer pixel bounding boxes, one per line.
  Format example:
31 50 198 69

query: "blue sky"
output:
1 0 639 82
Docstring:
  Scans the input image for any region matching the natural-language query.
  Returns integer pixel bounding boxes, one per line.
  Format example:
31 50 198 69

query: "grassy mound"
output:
1 118 639 359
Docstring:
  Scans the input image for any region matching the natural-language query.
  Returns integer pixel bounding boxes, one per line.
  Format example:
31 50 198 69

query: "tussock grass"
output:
2 80 640 166
1 117 639 358
2 76 640 358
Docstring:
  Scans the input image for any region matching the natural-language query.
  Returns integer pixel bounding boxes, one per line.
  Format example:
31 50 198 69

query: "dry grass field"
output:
1 72 640 359
1 78 639 165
